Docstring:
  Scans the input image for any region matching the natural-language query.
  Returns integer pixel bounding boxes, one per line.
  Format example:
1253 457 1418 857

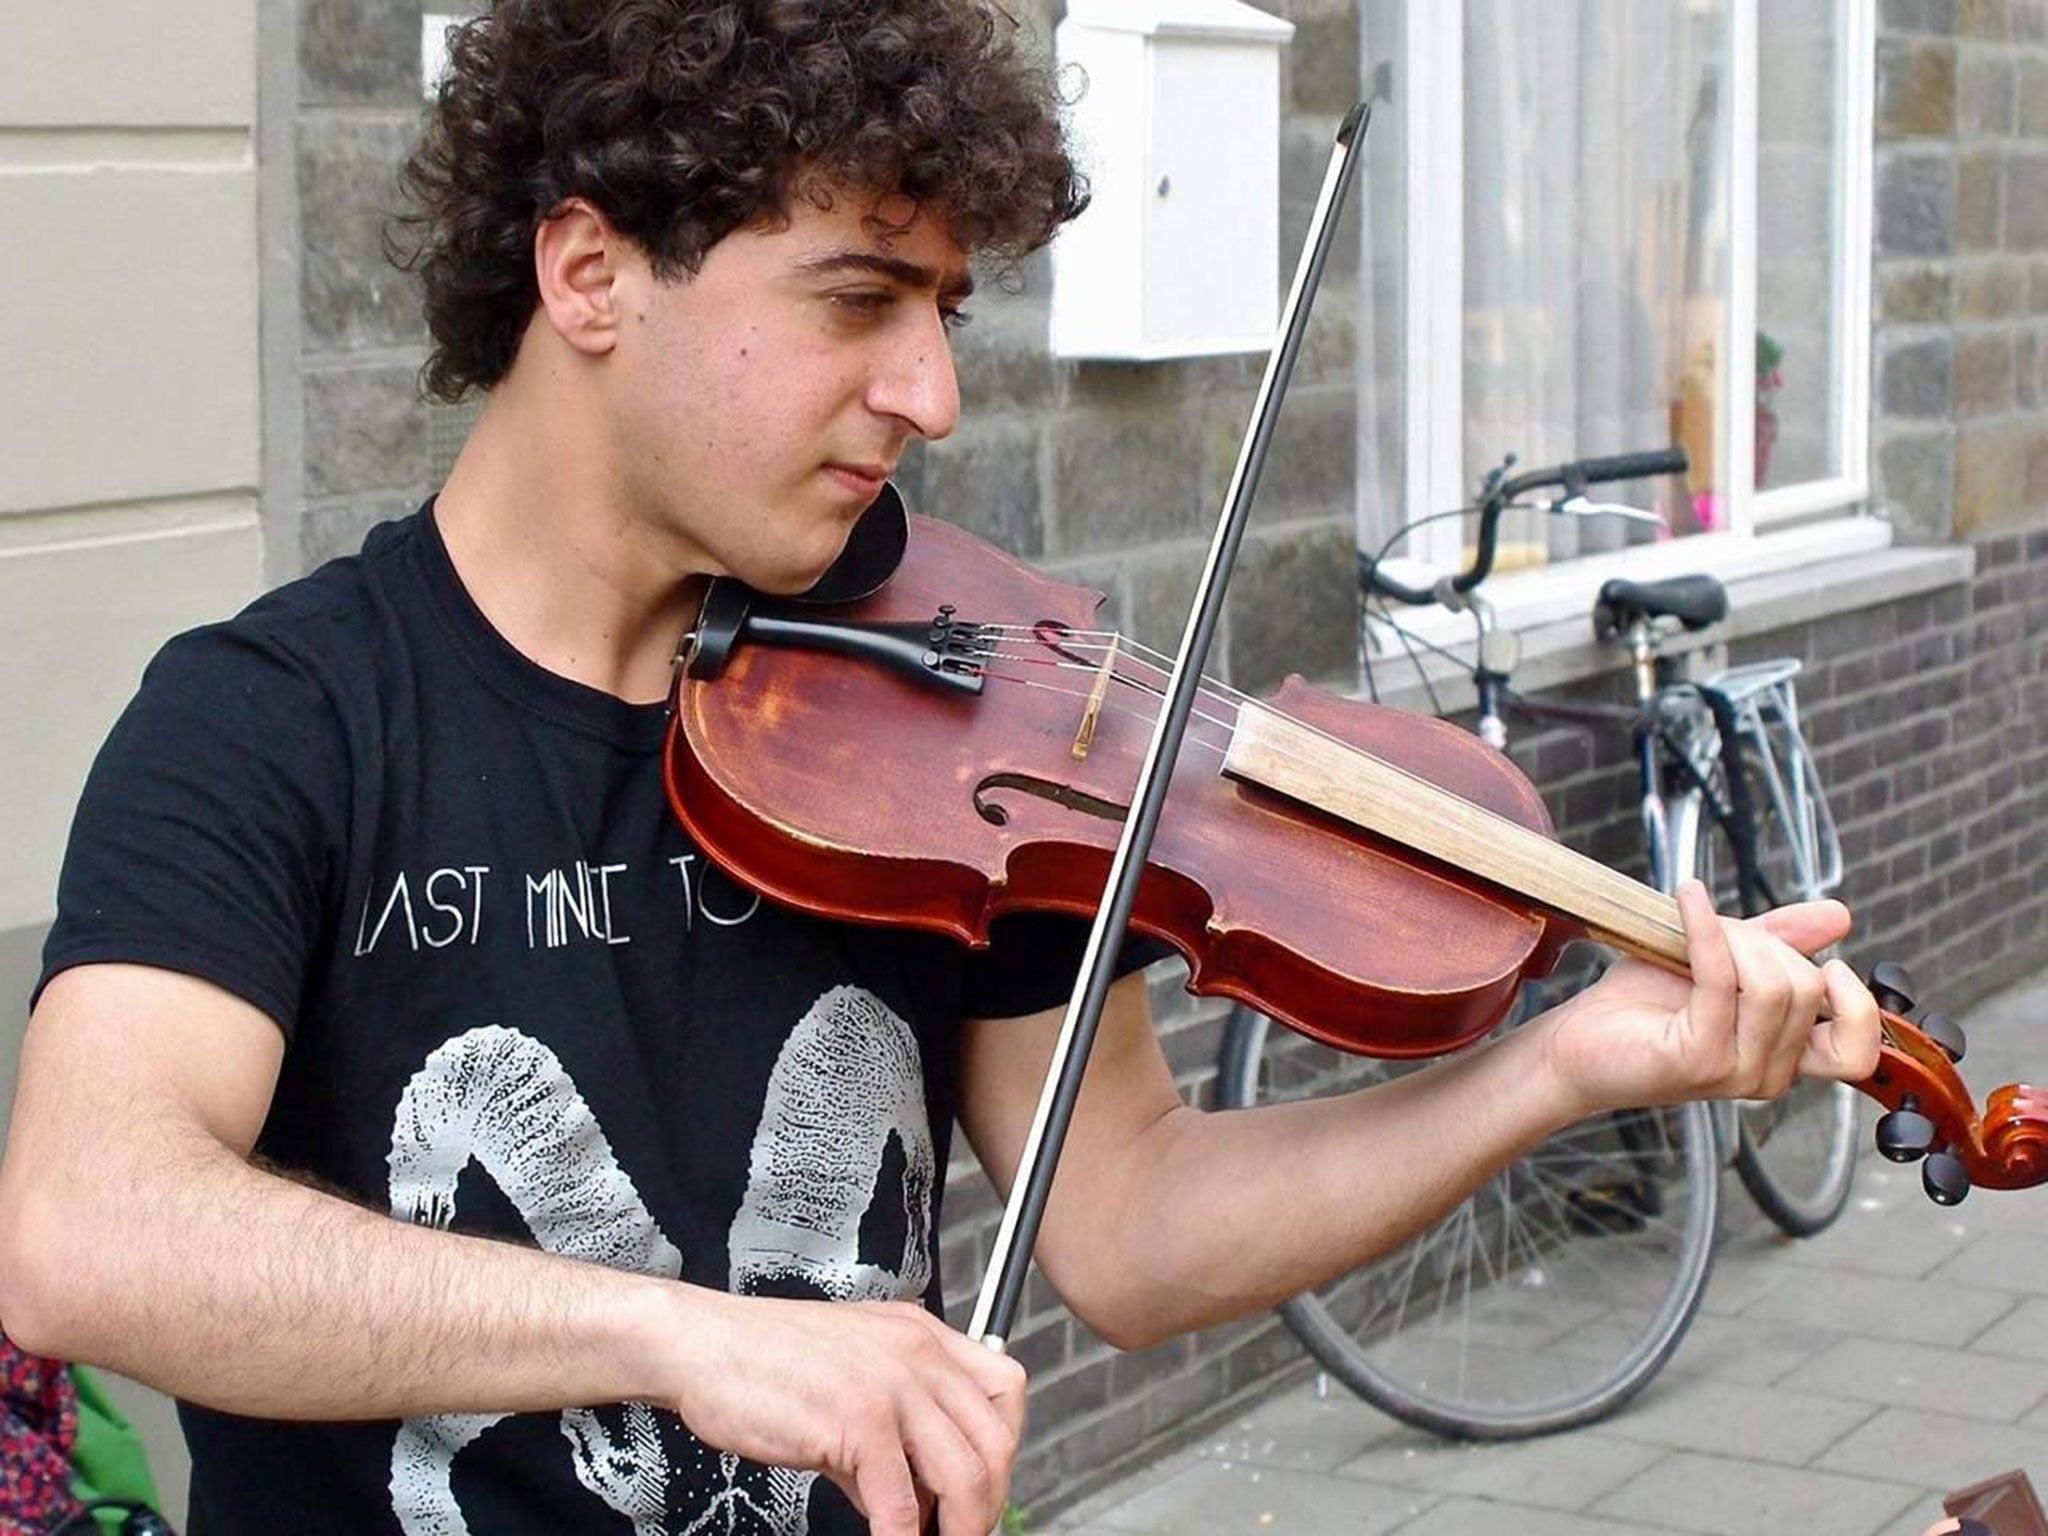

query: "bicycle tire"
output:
1689 734 1859 1238
1733 1083 1858 1236
1217 996 1717 1440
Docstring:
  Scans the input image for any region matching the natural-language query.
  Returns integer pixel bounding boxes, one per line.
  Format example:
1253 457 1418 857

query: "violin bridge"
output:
1071 634 1120 759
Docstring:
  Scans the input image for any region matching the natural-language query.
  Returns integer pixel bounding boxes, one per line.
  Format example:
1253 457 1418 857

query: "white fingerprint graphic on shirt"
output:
731 985 935 1301
382 989 934 1536
385 1025 681 1535
696 985 937 1534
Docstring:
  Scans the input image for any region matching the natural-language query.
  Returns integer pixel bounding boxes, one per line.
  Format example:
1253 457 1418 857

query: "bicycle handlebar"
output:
1365 446 1689 607
1544 448 1689 493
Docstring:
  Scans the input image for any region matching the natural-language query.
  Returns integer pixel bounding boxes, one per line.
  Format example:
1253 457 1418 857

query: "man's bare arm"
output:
0 964 692 1417
957 970 1580 1350
0 964 1025 1536
959 892 1878 1353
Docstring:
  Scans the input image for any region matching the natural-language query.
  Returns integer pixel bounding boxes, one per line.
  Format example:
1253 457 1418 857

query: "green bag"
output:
66 1367 164 1536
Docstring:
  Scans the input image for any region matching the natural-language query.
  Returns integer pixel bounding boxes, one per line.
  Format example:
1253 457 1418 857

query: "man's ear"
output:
533 197 630 359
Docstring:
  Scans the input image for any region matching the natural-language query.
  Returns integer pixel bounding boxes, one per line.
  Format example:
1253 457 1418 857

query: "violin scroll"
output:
1860 960 2048 1204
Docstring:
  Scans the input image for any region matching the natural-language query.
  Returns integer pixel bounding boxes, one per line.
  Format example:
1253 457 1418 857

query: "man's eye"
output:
832 291 892 317
941 308 974 333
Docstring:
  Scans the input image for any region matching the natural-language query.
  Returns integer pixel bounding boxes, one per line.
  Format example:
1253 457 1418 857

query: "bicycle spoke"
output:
1232 1004 1716 1435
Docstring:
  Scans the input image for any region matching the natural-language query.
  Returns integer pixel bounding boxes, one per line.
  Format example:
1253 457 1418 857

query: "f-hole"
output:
974 773 1131 827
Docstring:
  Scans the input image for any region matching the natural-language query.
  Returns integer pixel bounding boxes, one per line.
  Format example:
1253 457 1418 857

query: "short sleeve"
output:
34 623 352 1039
958 912 1177 1021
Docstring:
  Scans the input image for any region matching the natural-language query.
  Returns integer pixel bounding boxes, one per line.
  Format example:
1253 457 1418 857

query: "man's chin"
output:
740 530 858 599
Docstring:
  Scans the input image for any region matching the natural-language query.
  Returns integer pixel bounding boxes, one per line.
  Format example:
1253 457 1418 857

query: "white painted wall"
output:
2 0 264 1517
0 0 264 932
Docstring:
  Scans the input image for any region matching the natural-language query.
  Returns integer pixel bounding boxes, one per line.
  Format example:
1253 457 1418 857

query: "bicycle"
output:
1213 448 1856 1439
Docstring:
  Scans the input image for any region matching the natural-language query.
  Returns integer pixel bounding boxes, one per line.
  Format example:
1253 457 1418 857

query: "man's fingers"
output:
899 1390 1002 1536
853 1309 1021 1536
850 1438 924 1536
925 1360 1020 1518
1677 880 1737 1063
991 1355 1027 1440
1750 897 1852 956
925 1316 1028 1404
1753 930 1822 1096
1684 883 1846 1096
910 1318 1023 1530
1798 957 1882 1081
919 1316 1029 1446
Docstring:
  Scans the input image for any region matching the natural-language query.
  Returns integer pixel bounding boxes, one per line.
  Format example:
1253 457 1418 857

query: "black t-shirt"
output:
38 505 1163 1535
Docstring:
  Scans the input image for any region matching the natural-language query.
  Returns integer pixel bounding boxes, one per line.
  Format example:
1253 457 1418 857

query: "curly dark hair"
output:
393 0 1088 401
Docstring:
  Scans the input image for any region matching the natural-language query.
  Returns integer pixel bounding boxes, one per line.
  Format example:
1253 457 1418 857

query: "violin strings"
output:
969 625 1264 720
967 624 1389 781
971 629 1384 790
976 668 1240 752
973 659 1396 801
966 627 1390 786
962 621 1613 930
965 632 1257 737
974 663 1245 753
973 648 1239 731
972 623 1262 711
960 641 1243 729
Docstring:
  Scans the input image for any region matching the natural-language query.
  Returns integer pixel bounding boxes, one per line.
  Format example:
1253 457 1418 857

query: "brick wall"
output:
274 0 2048 1519
1504 530 2048 1007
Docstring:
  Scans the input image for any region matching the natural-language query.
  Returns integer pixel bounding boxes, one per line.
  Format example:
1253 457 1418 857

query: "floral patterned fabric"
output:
0 1333 82 1534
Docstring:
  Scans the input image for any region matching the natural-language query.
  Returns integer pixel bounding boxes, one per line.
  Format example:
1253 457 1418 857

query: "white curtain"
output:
1352 0 1729 572
1463 0 1722 559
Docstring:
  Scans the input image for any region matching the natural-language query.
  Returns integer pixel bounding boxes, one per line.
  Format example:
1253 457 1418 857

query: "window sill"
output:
1364 520 1975 716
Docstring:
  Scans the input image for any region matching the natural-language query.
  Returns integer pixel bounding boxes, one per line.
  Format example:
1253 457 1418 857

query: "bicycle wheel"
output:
1690 736 1859 1237
1217 995 1717 1440
1733 1083 1858 1236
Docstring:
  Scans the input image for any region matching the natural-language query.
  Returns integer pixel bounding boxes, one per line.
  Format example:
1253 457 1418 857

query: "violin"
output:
664 500 2048 1207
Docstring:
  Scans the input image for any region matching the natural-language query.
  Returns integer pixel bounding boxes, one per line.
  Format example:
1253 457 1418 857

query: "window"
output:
1355 0 1877 627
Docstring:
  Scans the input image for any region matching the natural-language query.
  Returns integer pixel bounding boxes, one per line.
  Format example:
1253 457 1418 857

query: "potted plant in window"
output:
1755 331 1786 487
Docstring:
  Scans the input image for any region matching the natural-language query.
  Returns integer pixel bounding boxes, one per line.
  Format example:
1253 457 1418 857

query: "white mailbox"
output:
1051 0 1295 361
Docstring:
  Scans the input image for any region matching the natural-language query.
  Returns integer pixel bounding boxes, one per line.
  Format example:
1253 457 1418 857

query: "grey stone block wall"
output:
270 0 2048 1522
293 0 441 569
1874 0 2048 541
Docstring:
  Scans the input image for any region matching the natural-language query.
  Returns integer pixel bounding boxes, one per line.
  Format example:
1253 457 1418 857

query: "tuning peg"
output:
1876 1095 1935 1163
1869 960 1917 1016
1916 1009 1966 1063
1922 1149 1970 1206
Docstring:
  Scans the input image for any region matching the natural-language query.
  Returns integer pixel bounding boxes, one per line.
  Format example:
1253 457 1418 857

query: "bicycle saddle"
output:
1593 574 1729 641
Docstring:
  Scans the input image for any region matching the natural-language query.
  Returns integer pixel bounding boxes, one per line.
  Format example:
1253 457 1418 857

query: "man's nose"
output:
871 312 961 442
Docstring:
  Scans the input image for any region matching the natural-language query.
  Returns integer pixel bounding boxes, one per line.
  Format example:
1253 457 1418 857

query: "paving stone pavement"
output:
1040 970 2048 1536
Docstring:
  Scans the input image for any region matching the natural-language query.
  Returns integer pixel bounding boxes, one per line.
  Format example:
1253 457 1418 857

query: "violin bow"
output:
967 102 1373 1350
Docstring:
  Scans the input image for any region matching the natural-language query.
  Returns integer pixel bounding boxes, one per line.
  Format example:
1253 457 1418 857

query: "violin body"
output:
667 515 1574 1058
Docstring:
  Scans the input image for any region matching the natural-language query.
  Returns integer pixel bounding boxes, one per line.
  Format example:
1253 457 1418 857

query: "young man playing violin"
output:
0 2 1882 1533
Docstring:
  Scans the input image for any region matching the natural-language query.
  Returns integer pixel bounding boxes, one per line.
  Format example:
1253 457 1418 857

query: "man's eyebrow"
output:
795 251 975 300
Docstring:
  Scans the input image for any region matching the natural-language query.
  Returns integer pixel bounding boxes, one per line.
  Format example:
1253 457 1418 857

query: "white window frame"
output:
1386 0 1878 641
